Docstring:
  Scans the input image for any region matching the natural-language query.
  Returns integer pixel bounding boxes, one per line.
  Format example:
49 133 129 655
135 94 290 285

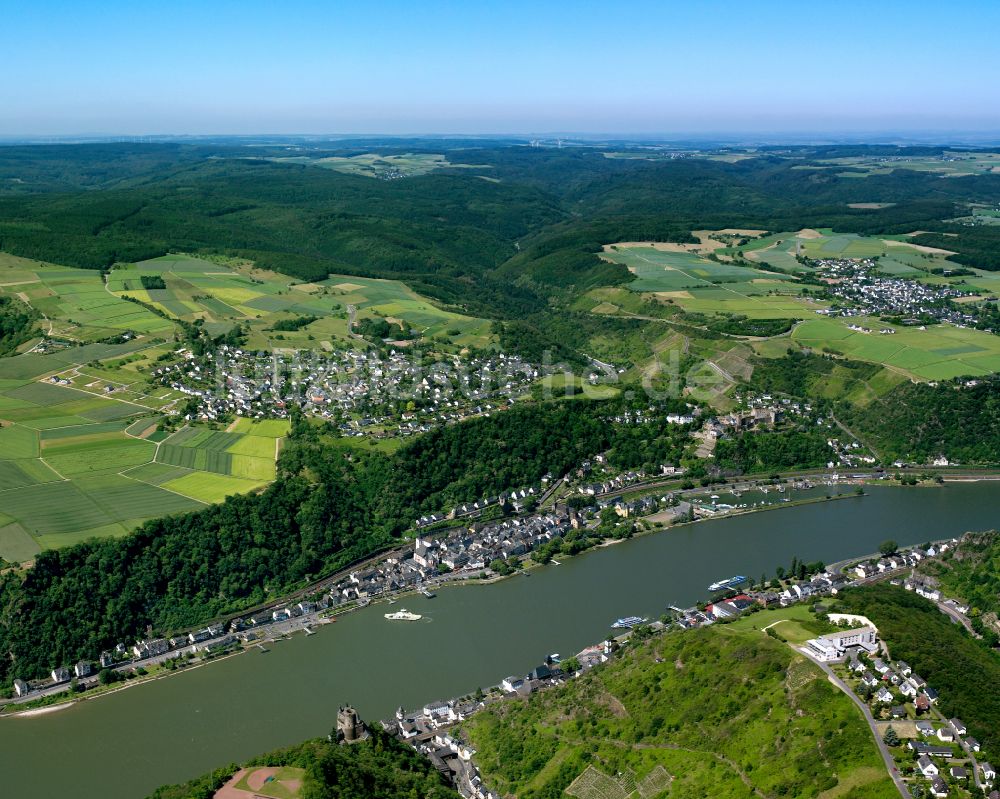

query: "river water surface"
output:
2 482 998 799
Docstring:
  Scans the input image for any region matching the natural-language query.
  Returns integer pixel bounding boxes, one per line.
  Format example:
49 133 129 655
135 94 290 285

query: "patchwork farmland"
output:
0 342 287 563
108 254 493 350
602 231 1000 382
601 245 822 319
0 252 174 342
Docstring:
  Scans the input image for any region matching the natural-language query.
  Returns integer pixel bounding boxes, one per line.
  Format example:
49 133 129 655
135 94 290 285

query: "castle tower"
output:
337 704 366 743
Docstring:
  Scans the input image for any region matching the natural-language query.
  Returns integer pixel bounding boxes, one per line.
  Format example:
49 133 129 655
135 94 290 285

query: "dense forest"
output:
837 584 1000 762
3 142 1000 332
146 729 458 799
0 295 40 356
714 429 833 473
748 350 1000 463
840 377 1000 463
0 398 681 685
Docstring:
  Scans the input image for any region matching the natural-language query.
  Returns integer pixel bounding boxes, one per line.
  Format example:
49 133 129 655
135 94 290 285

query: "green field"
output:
160 471 266 504
269 151 456 178
107 255 493 350
602 246 823 319
230 766 306 799
0 369 285 560
792 316 1000 380
602 232 1000 382
0 252 292 561
0 252 174 341
798 151 1000 179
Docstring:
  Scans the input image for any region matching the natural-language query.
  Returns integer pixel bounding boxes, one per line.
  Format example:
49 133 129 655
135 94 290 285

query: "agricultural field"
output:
108 254 493 350
799 150 1000 178
791 315 1000 380
0 349 287 561
268 151 455 178
0 252 174 342
218 766 306 799
601 245 823 319
601 232 1000 383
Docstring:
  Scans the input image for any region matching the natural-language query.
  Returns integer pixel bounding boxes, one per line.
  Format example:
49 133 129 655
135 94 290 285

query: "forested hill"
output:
459 618 896 798
145 729 458 799
0 295 40 356
0 400 646 686
839 378 1000 464
3 143 1000 327
749 350 1000 464
915 531 1000 623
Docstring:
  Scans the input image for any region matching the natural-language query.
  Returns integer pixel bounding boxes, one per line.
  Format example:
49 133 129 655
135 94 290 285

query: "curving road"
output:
796 646 910 798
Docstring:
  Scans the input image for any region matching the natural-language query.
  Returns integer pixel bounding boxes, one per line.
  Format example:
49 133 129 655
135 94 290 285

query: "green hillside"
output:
915 531 1000 626
145 729 458 799
460 625 896 799
837 584 1000 762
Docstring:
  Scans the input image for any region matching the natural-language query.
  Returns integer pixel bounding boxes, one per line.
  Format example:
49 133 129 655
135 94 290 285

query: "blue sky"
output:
2 0 999 136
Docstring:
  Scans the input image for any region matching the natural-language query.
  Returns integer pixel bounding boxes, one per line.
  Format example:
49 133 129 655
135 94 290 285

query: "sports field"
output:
108 254 492 349
215 766 305 799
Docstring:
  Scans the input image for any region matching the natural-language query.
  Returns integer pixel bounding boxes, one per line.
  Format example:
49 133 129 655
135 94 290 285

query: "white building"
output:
804 626 878 662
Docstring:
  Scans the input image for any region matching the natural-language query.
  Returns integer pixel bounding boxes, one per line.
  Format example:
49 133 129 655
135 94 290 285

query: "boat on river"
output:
611 616 648 629
707 575 747 592
385 609 422 621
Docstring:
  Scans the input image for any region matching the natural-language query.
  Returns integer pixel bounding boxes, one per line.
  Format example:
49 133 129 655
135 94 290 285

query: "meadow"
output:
804 151 1000 178
109 255 493 350
273 151 456 178
0 252 174 342
792 316 1000 380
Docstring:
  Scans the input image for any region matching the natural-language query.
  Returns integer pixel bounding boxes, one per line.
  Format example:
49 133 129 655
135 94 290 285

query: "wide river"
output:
2 482 998 799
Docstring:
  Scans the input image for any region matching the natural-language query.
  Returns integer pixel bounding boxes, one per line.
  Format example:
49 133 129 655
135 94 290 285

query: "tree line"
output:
0 397 687 686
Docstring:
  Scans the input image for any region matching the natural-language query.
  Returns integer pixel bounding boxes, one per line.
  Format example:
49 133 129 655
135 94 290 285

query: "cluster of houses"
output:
671 570 851 631
851 541 955 582
577 469 650 497
844 652 993 797
331 511 576 603
703 391 878 469
382 643 622 799
605 408 696 427
826 436 878 468
155 346 551 433
786 596 992 799
416 482 545 529
810 257 980 328
12 622 245 697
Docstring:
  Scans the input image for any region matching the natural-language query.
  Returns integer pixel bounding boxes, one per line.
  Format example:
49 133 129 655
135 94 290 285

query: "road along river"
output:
2 482 998 799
